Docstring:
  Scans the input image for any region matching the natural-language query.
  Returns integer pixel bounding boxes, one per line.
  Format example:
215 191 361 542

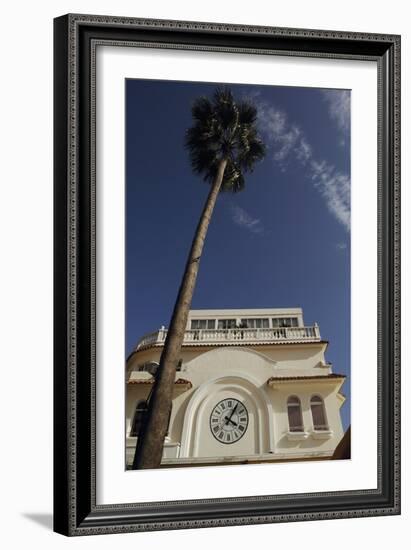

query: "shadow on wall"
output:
332 426 351 459
22 513 53 531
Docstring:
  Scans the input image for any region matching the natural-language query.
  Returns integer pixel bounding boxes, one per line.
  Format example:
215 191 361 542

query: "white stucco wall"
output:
127 341 330 377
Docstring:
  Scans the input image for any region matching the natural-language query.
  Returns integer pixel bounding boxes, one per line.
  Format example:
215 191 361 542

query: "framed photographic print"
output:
53 14 400 536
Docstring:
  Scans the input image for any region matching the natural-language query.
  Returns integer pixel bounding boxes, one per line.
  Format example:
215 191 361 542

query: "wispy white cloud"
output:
336 242 347 250
296 137 312 164
310 160 350 231
321 90 350 143
256 106 308 166
230 205 264 234
254 97 350 232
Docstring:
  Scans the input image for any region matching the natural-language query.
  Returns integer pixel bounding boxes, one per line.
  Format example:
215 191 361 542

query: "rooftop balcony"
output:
134 325 321 351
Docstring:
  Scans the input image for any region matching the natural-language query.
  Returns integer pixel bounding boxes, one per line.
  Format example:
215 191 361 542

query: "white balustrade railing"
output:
135 325 321 350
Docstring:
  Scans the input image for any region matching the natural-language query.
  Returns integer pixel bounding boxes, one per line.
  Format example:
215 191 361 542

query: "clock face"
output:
209 398 249 444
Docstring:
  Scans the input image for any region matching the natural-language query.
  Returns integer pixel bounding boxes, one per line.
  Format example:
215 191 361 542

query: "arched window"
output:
310 395 328 431
137 362 159 375
129 400 147 437
287 396 304 432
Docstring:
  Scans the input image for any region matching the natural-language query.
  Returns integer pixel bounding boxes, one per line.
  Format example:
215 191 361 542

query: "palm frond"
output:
237 135 266 171
238 101 258 125
185 87 266 191
213 87 239 130
191 96 213 123
219 160 244 193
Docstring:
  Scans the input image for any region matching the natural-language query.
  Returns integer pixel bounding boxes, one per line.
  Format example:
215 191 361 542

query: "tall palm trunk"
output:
133 158 228 469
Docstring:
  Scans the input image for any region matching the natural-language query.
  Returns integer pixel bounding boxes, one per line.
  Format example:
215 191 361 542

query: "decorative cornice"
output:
134 339 329 352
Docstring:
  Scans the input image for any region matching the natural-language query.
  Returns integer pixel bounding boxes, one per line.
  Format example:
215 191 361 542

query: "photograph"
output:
125 80 351 470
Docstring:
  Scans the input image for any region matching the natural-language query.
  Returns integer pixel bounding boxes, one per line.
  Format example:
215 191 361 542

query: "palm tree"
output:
133 87 266 469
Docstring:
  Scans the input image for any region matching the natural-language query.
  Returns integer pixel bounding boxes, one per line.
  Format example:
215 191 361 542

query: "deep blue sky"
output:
125 79 351 429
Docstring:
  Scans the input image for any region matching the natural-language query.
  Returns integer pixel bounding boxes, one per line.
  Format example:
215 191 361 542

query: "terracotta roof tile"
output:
127 377 192 388
267 374 346 384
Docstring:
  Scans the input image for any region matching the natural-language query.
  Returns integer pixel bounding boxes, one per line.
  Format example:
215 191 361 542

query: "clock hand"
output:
226 403 238 424
221 416 237 427
224 404 239 426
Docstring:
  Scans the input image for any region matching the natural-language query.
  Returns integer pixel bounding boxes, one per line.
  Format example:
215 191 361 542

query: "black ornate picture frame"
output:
53 14 400 536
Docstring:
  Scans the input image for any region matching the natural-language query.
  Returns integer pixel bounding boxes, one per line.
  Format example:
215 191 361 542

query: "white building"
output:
126 308 347 467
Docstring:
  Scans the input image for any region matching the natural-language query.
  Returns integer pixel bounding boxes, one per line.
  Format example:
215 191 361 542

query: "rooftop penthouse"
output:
134 308 322 351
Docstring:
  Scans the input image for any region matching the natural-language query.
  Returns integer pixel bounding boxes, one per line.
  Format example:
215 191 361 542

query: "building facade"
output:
126 308 347 467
